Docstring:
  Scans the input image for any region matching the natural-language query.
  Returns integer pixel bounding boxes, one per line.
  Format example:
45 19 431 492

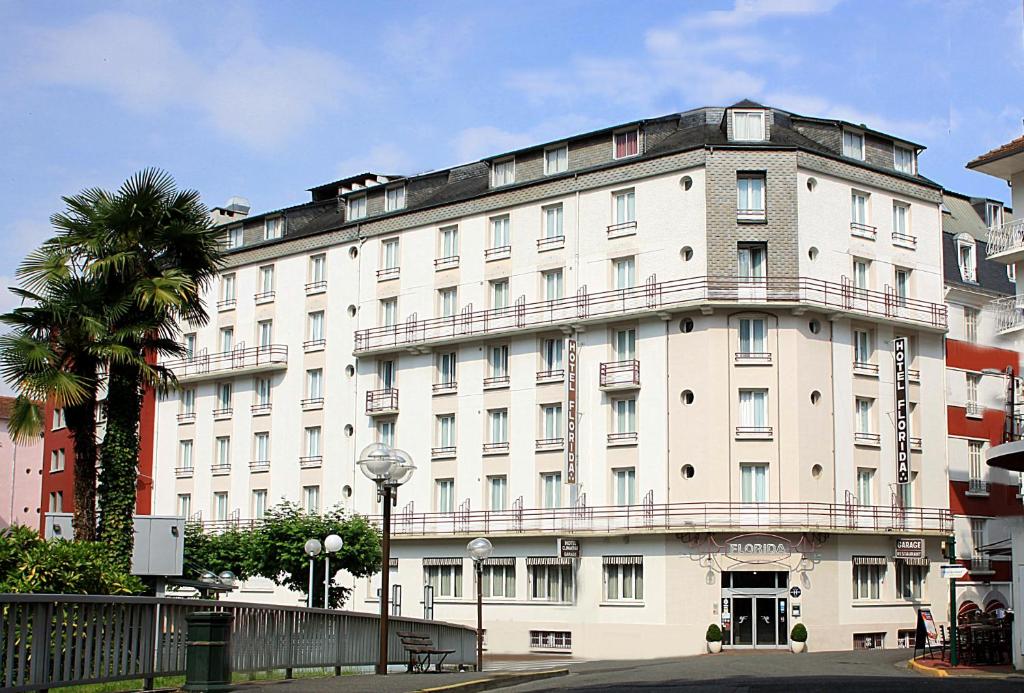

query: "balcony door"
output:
737 244 767 300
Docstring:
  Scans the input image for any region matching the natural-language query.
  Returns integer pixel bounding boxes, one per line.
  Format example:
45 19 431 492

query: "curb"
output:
416 668 570 693
907 657 948 677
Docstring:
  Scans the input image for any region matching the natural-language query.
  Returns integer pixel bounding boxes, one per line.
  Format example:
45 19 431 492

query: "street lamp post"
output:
304 538 322 609
467 537 493 673
323 534 344 609
358 443 415 676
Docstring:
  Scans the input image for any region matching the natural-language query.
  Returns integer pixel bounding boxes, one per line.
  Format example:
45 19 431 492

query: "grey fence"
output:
0 595 476 692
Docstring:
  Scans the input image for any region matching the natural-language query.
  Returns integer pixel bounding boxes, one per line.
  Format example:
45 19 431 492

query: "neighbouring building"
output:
151 101 959 657
0 396 43 529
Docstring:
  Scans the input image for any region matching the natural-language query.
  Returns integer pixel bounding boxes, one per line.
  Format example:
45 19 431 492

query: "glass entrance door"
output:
732 597 754 646
756 597 777 646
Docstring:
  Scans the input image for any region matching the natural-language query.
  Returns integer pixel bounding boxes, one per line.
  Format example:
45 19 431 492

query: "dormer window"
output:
732 110 766 141
956 234 977 282
544 145 568 175
842 129 865 160
894 145 915 174
985 202 1004 229
348 194 367 221
613 129 639 159
264 217 283 240
491 158 515 187
385 184 406 212
226 226 243 249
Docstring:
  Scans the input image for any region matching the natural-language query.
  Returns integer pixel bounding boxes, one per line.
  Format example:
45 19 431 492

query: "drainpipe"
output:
664 318 671 504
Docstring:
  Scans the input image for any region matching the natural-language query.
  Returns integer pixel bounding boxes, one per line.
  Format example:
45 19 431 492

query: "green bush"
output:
705 624 723 642
791 623 808 642
0 525 144 595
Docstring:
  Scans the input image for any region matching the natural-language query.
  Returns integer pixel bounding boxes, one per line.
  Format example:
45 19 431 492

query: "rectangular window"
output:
177 493 192 518
733 110 766 140
308 311 324 341
738 318 766 354
843 130 865 159
614 129 639 159
221 274 236 302
376 419 396 447
895 268 910 306
252 490 267 519
740 463 768 503
738 389 768 428
481 564 516 598
257 320 273 347
542 472 562 509
179 440 194 469
896 563 926 600
378 359 395 389
437 351 457 386
490 215 510 248
893 203 910 237
381 298 398 327
489 476 508 512
382 239 400 270
303 485 320 513
309 254 326 283
436 479 455 513
489 409 509 444
425 563 463 598
216 436 231 467
49 449 66 472
440 225 459 259
543 204 564 239
542 338 564 371
385 184 406 212
737 243 766 279
264 217 283 240
736 174 766 218
986 202 1004 228
613 189 636 224
491 158 515 187
894 145 915 174
436 414 456 448
217 382 232 410
853 563 884 600
213 492 229 521
613 257 636 290
259 265 274 294
614 328 636 360
853 259 870 290
545 144 568 174
964 307 979 343
613 398 637 433
184 333 197 358
348 195 366 221
543 269 564 300
254 378 271 407
254 432 269 462
854 330 872 365
48 491 63 513
966 373 981 411
305 426 321 457
181 388 196 415
491 279 509 309
604 561 644 601
219 327 234 352
489 344 509 379
613 468 636 506
857 467 875 505
851 191 869 225
855 397 873 433
227 226 243 249
307 368 323 400
959 243 976 282
968 440 985 483
529 563 574 601
542 404 563 439
971 518 986 558
440 288 458 317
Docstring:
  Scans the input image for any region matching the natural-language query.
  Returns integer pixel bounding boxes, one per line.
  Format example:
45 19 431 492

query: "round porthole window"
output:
680 318 694 333
807 177 817 191
342 485 353 498
347 305 357 317
681 246 694 261
809 319 821 334
811 464 823 479
681 464 695 479
349 246 358 259
680 175 693 191
681 390 695 405
344 424 354 437
345 365 355 377
810 390 821 405
808 246 818 261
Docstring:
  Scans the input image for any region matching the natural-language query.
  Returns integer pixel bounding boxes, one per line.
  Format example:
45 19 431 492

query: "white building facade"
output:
154 102 954 657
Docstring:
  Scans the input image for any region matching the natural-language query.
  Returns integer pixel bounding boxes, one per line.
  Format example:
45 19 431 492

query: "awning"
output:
853 555 887 566
602 555 643 565
526 556 573 566
483 557 516 566
423 557 463 566
389 558 398 568
901 557 930 566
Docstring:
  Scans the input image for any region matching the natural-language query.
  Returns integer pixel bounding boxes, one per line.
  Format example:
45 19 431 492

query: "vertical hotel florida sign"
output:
894 337 910 484
566 339 578 484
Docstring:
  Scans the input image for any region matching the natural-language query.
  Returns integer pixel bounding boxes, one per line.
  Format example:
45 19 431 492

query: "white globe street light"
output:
323 534 344 609
467 537 494 672
305 538 322 608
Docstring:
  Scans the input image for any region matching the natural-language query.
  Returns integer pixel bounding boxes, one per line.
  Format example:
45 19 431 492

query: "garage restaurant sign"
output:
723 534 793 564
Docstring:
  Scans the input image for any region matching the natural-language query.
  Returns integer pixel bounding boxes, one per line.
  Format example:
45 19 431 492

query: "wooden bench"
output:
397 631 456 672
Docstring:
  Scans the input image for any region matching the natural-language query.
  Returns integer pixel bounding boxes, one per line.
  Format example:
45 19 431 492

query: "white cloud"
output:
335 143 417 178
19 12 357 148
687 0 842 28
451 115 603 163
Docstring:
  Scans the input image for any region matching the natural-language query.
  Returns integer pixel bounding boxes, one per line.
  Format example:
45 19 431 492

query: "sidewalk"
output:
231 666 569 693
908 655 1021 679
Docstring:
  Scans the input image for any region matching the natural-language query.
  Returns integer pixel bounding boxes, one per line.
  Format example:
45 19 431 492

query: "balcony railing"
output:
251 403 272 416
303 339 326 352
735 352 771 364
353 275 948 354
301 397 324 411
853 361 880 376
536 437 564 451
211 463 231 476
536 235 565 251
249 460 270 473
850 222 877 239
305 280 327 295
607 220 637 237
536 369 564 382
991 295 1024 333
599 360 640 389
910 436 922 450
434 255 460 271
892 231 917 248
174 466 194 479
177 412 196 424
484 375 510 388
212 407 233 420
377 266 400 280
736 426 773 439
484 245 511 261
855 432 881 445
966 401 984 418
607 431 638 445
217 298 237 311
366 388 399 415
163 345 288 382
254 290 275 304
967 478 990 495
432 381 457 394
483 442 509 454
299 455 322 469
431 446 456 459
986 218 1024 258
971 555 993 573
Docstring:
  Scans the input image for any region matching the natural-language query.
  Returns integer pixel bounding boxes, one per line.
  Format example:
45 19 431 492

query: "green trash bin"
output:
184 611 234 692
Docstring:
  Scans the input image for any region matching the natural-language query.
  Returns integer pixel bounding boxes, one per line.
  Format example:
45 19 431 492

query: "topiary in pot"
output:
790 623 807 653
706 624 723 653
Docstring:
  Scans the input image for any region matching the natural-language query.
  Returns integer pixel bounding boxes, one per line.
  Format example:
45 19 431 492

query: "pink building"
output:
0 396 44 529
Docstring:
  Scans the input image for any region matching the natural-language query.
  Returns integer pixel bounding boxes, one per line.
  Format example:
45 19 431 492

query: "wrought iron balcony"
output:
365 388 399 415
432 381 457 394
301 397 324 411
254 290 275 304
971 555 993 573
607 220 637 238
483 442 509 454
483 375 510 388
174 466 194 479
607 431 638 446
431 446 456 459
303 339 326 352
377 266 400 281
991 295 1024 334
305 280 327 295
212 407 232 420
251 403 272 416
599 360 640 390
967 478 990 495
434 255 460 271
249 460 270 473
850 222 877 239
484 245 511 261
735 426 773 439
892 231 917 248
211 463 231 476
735 352 771 364
986 218 1024 261
855 432 881 446
853 361 880 376
536 235 565 251
164 345 288 383
217 298 237 311
536 369 564 383
299 455 322 469
177 412 196 424
353 275 948 354
536 437 564 451
966 401 984 418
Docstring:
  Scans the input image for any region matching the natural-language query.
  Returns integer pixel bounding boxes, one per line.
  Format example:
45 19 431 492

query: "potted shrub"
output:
706 624 723 654
790 623 807 653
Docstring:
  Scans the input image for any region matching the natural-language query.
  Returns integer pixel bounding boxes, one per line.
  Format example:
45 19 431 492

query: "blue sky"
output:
0 0 1021 326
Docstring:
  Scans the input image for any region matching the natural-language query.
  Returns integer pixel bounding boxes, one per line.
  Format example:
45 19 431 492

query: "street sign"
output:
939 564 968 579
558 538 580 558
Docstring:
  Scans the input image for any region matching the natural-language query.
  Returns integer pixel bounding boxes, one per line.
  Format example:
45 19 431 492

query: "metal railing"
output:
536 437 564 450
855 432 881 445
986 218 1024 257
305 280 328 294
299 456 323 469
484 245 511 261
433 255 460 270
607 220 637 236
607 431 638 445
163 345 288 380
735 426 773 438
365 388 399 414
0 595 475 692
990 295 1024 333
892 231 917 247
968 478 990 495
735 352 771 363
536 235 565 250
536 369 564 382
850 222 877 239
353 275 947 353
599 360 640 388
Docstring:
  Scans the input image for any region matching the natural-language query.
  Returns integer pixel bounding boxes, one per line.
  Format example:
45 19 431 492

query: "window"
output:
613 129 639 159
437 351 457 387
482 563 516 598
733 110 766 141
491 158 515 187
613 189 636 225
843 130 865 159
737 243 766 279
48 491 63 513
971 518 986 558
49 449 66 472
254 378 271 407
900 471 918 509
613 257 635 290
490 215 510 248
985 202 1004 228
179 440 194 469
253 431 270 464
740 463 768 502
252 490 267 519
857 468 875 505
489 409 509 444
966 373 981 415
377 419 396 446
604 559 643 601
177 493 192 518
216 436 231 467
440 288 458 317
529 562 574 601
425 562 463 597
213 492 229 521
436 479 455 513
613 468 636 505
851 191 869 226
964 306 979 343
491 279 509 309
739 318 766 354
968 440 985 486
219 327 234 352
348 195 366 221
894 145 915 174
543 269 564 300
544 145 568 174
613 398 637 433
531 631 572 649
258 265 274 294
489 344 509 380
958 238 977 282
184 333 197 358
385 184 406 212
895 268 910 307
489 476 508 512
853 259 870 290
736 174 766 219
439 225 459 259
382 239 400 269
216 382 232 411
853 563 884 600
308 311 325 341
264 217 283 240
542 472 562 509
307 368 323 400
436 414 456 448
381 298 398 327
309 254 326 283
855 397 873 433
221 274 236 302
257 320 273 347
303 485 320 513
542 338 564 372
50 407 65 430
378 359 395 389
305 426 322 458
542 404 563 440
893 203 910 239
614 328 636 360
896 563 926 600
543 204 563 239
227 226 243 249
854 329 873 366
181 388 195 415
739 389 768 429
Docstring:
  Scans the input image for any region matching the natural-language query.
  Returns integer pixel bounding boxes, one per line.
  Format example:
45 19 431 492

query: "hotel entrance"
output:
721 571 789 648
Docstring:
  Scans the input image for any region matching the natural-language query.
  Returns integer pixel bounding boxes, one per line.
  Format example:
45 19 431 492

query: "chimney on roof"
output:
210 196 251 226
